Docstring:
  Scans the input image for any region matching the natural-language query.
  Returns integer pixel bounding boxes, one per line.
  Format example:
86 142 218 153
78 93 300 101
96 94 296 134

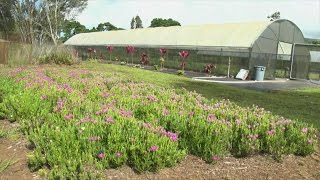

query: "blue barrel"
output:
254 66 266 81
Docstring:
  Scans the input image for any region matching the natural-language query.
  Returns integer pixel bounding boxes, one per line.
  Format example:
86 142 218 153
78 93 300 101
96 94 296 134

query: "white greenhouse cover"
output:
64 21 274 49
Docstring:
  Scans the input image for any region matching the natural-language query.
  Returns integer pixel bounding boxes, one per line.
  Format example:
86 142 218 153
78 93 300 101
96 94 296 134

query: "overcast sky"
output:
77 0 320 38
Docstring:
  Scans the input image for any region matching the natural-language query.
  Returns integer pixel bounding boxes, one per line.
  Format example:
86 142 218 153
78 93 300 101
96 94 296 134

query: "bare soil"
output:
0 121 39 180
1 120 319 180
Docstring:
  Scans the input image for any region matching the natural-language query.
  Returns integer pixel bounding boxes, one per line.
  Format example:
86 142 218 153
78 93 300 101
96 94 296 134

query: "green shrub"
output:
38 51 74 65
154 65 159 70
176 70 184 76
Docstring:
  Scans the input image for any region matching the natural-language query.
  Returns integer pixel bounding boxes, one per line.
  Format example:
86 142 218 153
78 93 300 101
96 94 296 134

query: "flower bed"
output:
0 66 317 179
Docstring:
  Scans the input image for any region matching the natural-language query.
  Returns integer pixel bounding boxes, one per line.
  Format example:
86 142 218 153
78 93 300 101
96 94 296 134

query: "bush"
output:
154 65 159 70
176 70 184 76
38 50 74 65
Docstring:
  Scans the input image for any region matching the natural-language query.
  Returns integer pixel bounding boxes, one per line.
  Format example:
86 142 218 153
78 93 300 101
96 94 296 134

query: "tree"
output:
0 0 15 38
40 0 88 45
12 0 88 45
135 15 143 28
150 18 181 27
60 19 88 42
267 11 280 21
130 17 135 29
96 22 122 32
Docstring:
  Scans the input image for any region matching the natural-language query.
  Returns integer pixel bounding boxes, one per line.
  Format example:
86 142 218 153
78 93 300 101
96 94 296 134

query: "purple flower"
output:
150 146 158 152
213 155 219 161
98 153 105 159
168 132 178 142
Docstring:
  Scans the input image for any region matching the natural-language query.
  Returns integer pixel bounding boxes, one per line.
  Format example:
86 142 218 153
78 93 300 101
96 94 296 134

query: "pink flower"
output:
98 153 105 159
150 146 158 152
107 46 113 52
64 114 73 120
179 51 189 59
235 119 241 126
266 129 276 136
160 48 167 57
143 123 151 129
88 136 100 141
162 108 170 116
105 117 114 124
147 95 158 102
126 46 135 54
116 152 122 157
207 119 214 123
41 95 47 101
213 155 219 161
307 139 313 144
189 112 194 116
167 132 178 142
302 128 308 133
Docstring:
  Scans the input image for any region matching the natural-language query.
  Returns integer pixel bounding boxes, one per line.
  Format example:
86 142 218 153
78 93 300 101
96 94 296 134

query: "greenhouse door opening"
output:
290 44 320 81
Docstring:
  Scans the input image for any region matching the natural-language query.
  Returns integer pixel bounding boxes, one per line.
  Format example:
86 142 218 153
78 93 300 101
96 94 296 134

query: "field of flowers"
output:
0 65 318 179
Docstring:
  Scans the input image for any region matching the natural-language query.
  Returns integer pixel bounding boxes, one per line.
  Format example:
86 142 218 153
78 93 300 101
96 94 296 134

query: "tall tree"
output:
135 15 143 28
267 11 280 21
0 0 15 38
60 19 88 42
130 17 135 29
12 0 88 45
149 18 181 27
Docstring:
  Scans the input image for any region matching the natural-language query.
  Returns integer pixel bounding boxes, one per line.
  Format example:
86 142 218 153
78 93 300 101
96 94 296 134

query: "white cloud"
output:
77 0 320 38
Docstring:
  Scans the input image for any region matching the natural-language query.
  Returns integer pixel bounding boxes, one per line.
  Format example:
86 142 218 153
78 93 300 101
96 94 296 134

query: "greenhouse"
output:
65 19 319 80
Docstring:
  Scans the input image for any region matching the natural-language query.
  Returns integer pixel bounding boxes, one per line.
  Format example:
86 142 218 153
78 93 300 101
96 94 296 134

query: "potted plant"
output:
106 46 114 61
159 48 167 69
179 50 189 71
126 46 135 64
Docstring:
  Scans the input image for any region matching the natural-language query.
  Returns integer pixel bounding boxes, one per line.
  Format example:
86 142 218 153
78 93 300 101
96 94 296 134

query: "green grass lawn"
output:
81 62 320 129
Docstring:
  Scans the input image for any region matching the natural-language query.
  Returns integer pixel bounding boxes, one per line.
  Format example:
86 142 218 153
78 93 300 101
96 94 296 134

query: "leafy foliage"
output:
150 18 181 27
268 11 280 21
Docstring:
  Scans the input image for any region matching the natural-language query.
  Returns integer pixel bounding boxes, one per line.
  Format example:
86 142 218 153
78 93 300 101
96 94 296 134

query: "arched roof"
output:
64 19 303 50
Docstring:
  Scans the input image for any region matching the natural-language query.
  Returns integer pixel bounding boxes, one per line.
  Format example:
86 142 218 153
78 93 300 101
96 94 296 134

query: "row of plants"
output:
78 46 244 76
0 66 317 179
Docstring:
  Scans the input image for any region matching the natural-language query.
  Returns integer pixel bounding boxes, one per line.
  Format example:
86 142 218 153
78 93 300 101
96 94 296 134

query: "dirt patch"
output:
1 120 320 180
104 151 320 180
0 120 38 180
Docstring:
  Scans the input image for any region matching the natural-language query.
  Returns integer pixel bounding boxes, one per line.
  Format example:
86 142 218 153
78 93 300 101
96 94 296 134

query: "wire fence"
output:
291 44 320 80
75 46 298 79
